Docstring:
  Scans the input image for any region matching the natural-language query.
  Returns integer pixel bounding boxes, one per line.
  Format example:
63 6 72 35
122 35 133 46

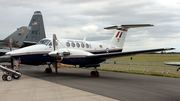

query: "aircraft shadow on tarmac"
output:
19 65 144 85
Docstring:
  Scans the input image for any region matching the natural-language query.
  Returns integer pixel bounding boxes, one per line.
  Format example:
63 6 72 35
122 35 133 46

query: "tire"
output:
45 68 52 73
48 68 52 73
6 75 12 81
12 74 20 79
90 71 95 77
2 74 7 81
95 71 99 77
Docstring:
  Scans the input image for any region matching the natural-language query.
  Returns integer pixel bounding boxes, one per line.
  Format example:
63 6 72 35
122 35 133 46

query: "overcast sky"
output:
0 0 180 52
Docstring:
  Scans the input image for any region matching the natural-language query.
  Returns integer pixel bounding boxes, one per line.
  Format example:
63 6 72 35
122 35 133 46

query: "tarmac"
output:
0 71 118 101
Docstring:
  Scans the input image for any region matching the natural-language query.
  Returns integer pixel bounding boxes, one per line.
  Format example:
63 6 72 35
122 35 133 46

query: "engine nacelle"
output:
49 48 94 58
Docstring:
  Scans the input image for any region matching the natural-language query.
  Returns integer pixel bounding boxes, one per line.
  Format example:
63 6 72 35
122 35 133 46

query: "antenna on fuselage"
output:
83 36 86 41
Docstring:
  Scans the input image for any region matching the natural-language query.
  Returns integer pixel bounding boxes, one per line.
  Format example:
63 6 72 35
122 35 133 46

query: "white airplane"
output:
164 62 180 71
6 24 174 77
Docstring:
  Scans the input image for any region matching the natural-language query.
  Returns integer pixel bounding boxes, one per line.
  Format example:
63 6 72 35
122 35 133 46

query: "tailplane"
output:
104 24 154 48
23 11 46 46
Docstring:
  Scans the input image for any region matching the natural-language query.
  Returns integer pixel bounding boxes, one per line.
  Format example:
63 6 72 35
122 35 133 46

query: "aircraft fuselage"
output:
8 38 122 66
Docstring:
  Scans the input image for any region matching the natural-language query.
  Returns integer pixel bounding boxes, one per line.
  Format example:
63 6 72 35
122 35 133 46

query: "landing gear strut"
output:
90 67 99 77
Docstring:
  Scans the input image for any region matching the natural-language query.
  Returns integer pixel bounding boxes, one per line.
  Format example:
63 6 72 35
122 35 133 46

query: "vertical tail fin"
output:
4 26 31 47
104 24 154 49
24 11 46 45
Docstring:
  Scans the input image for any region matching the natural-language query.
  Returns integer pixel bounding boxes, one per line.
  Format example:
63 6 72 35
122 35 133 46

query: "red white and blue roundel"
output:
116 31 122 38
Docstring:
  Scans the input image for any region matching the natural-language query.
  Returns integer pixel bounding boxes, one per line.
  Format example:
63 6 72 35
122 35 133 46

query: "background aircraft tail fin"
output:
23 11 46 45
4 26 31 47
104 24 154 49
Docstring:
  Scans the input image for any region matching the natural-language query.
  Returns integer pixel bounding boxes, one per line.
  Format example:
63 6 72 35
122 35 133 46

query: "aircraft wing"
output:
0 47 18 55
0 49 10 55
86 48 175 59
164 62 180 66
0 55 11 62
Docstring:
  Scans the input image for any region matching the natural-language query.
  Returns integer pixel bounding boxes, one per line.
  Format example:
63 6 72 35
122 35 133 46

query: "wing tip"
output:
164 48 175 50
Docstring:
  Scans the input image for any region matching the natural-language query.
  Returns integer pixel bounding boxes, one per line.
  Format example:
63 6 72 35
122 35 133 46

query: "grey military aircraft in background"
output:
0 26 31 55
0 11 46 64
0 11 46 81
23 11 46 46
0 11 46 55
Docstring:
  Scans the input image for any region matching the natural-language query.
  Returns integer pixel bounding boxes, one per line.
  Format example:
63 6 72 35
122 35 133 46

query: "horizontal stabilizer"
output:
104 24 154 30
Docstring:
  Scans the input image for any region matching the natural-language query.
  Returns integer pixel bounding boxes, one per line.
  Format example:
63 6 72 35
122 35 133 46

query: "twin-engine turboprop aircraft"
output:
6 24 174 77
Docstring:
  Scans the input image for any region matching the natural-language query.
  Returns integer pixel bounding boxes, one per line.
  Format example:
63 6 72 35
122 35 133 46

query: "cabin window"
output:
86 43 89 48
37 39 51 45
71 42 75 47
76 43 80 48
81 43 85 48
100 45 102 48
66 42 70 47
89 44 92 48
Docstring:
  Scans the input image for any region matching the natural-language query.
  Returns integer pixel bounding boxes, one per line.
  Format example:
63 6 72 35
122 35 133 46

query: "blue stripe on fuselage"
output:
12 49 122 65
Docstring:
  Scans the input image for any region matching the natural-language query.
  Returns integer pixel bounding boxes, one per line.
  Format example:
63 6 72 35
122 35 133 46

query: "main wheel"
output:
90 71 99 77
6 75 12 81
94 71 99 77
90 71 95 77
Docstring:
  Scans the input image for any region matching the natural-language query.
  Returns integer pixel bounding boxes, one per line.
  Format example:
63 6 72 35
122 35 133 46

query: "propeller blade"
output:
52 34 58 73
53 34 57 51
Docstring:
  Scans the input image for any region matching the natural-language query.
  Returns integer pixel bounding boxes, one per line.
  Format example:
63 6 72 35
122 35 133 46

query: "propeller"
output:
51 34 70 73
52 34 58 73
53 34 58 51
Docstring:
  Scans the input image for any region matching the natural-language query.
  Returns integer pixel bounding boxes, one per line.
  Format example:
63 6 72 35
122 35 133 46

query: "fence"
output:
100 60 180 74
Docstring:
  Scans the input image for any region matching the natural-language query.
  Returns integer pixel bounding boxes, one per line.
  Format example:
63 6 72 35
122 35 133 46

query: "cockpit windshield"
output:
37 39 51 45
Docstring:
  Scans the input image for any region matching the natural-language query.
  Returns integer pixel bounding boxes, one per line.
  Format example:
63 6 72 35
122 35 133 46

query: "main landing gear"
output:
44 64 52 73
177 67 180 72
90 67 99 77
